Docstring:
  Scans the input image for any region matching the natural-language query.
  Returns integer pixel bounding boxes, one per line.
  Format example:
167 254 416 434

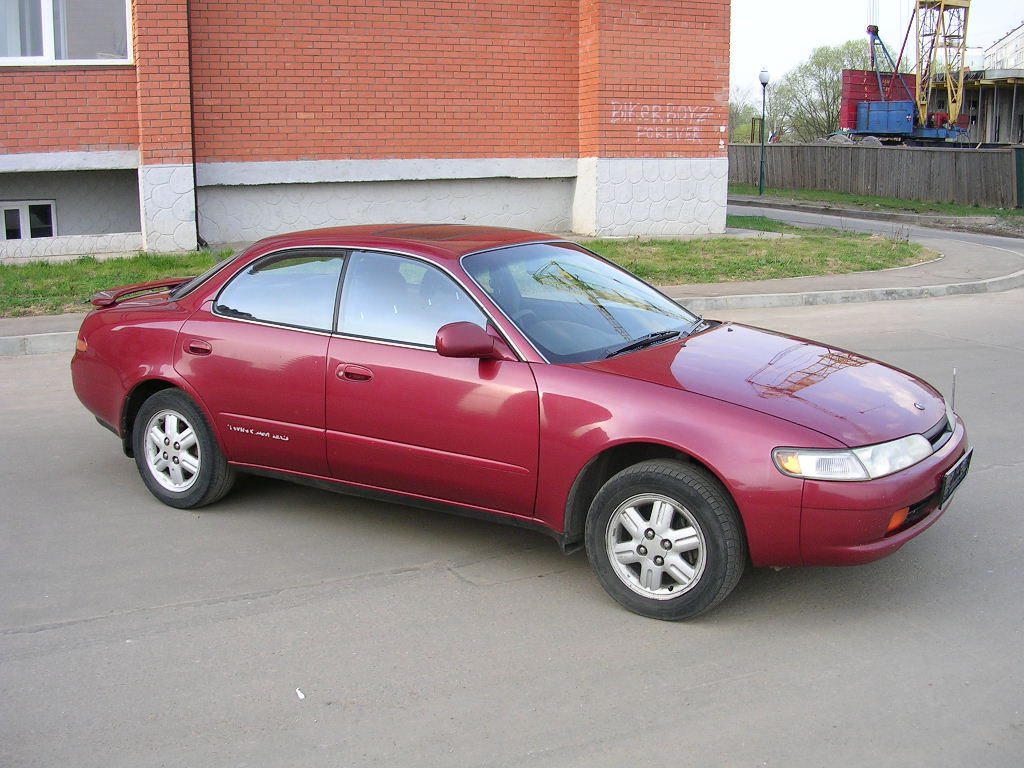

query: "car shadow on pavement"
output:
211 474 937 626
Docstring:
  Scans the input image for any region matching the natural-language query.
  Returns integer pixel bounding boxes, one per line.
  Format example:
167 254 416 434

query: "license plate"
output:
939 448 973 507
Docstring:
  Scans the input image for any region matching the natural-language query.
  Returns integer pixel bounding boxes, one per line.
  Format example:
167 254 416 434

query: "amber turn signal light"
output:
887 507 910 533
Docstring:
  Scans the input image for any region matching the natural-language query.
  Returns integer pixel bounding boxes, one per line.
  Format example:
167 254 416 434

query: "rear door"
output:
174 249 346 476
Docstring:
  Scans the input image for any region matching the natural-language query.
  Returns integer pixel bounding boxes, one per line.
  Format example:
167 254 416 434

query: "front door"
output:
324 250 539 517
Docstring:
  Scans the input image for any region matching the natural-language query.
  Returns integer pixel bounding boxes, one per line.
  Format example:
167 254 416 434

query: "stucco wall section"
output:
1 232 143 264
0 170 140 236
139 165 198 252
196 158 577 187
0 151 139 173
197 177 574 244
572 157 728 236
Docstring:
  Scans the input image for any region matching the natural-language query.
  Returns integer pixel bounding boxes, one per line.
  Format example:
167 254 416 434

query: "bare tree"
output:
729 86 759 142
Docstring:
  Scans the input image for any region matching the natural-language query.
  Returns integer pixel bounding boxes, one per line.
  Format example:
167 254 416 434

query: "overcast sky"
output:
729 0 1024 96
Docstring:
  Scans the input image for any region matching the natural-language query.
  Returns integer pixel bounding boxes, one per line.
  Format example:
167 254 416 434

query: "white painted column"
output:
139 164 198 252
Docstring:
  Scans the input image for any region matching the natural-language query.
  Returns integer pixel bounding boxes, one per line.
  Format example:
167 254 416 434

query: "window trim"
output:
335 247 527 360
334 249 491 350
212 249 347 334
209 244 528 361
0 0 133 67
2 199 56 240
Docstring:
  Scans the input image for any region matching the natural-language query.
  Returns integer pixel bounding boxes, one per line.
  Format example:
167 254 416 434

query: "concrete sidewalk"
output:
4 204 1024 356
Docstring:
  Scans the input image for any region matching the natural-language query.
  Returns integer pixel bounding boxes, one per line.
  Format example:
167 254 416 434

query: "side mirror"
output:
435 322 507 360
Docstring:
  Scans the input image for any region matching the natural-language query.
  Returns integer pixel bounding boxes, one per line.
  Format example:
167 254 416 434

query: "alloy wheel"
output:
605 493 707 600
143 409 201 492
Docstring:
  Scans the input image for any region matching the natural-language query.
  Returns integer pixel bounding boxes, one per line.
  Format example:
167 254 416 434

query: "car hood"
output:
578 323 946 447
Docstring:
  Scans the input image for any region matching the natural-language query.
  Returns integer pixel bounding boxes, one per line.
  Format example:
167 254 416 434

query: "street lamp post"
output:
758 67 770 195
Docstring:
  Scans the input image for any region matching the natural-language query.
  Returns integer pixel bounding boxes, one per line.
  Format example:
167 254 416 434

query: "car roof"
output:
244 224 562 263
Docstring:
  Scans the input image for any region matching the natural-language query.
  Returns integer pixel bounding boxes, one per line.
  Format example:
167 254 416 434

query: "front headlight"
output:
773 434 932 481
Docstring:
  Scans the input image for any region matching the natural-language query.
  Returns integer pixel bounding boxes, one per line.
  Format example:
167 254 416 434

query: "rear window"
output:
169 252 241 300
214 252 346 331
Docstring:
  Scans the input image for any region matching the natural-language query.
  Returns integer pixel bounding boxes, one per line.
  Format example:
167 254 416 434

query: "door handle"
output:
336 363 373 382
185 339 212 356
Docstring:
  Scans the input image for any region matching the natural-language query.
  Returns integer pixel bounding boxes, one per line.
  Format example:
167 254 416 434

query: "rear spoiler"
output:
90 277 191 307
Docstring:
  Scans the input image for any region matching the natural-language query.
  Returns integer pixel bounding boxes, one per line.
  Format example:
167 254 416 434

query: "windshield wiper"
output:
685 316 707 335
605 330 681 358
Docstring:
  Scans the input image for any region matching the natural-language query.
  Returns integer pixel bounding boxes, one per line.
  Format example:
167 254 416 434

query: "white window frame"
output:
2 200 57 240
0 0 132 66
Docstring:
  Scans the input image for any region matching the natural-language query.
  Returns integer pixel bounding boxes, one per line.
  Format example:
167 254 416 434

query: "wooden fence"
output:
729 143 1020 208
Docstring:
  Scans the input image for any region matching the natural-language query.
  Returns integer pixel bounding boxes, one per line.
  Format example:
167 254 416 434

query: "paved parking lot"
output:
2 289 1022 768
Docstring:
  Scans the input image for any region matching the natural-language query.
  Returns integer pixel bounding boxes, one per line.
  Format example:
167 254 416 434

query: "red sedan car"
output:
71 225 972 620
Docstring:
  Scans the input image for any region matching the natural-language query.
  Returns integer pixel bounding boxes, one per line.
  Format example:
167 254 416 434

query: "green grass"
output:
0 225 924 316
723 214 793 233
729 183 1024 218
0 250 229 317
590 221 924 285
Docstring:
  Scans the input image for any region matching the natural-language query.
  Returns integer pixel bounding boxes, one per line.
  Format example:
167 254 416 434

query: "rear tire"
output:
585 459 746 620
132 389 235 509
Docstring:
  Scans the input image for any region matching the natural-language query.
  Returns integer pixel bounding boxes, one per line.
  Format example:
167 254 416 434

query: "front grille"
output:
923 415 952 451
886 416 957 536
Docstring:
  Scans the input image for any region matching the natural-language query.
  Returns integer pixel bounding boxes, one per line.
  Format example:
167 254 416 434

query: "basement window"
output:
2 201 56 240
0 0 131 65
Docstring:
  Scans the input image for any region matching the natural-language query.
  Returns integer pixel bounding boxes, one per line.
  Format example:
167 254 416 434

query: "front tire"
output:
132 389 235 509
585 459 746 620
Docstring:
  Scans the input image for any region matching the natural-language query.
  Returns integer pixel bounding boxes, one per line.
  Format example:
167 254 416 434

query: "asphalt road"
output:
2 289 1022 768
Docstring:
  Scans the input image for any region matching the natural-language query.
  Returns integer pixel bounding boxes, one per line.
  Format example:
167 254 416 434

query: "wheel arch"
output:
120 379 186 457
561 442 743 552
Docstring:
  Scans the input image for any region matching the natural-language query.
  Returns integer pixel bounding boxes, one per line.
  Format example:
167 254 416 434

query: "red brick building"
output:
1 0 729 258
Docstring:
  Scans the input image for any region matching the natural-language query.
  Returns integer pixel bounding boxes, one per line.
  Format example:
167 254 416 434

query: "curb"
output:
0 331 76 357
677 266 1024 313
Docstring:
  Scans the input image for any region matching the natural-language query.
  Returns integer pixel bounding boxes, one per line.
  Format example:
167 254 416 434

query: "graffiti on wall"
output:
610 102 716 142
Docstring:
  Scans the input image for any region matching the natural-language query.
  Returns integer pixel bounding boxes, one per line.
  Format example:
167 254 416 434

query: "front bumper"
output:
799 416 971 566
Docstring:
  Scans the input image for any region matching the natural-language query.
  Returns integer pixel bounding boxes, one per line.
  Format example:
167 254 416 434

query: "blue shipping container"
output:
855 101 915 135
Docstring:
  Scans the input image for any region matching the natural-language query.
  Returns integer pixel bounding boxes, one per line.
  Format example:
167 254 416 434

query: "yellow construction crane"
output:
914 0 970 130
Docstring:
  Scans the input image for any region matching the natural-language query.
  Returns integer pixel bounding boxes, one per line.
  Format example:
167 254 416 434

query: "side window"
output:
337 251 487 346
215 251 345 331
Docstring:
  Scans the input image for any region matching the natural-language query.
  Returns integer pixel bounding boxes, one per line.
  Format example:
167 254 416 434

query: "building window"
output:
2 201 56 240
0 0 130 64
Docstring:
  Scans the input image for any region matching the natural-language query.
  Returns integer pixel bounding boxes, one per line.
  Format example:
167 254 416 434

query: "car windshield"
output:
463 242 698 363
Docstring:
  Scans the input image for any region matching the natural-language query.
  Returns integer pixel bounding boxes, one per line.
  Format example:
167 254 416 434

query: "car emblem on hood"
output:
914 402 926 410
